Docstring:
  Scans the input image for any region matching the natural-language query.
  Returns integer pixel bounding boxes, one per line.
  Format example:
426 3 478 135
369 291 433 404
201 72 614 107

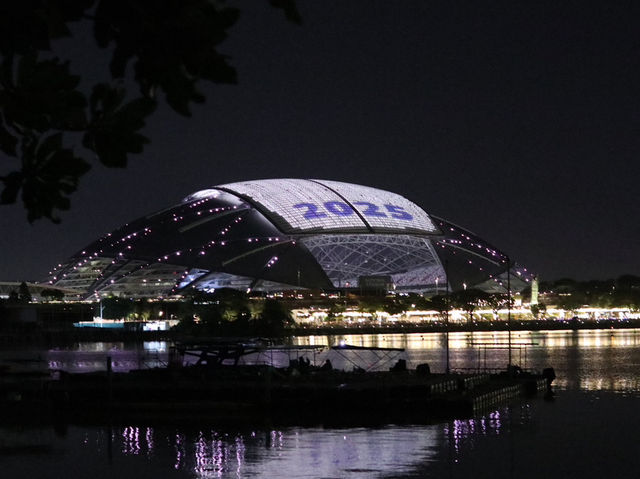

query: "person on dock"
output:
390 359 407 372
299 356 311 373
321 359 333 371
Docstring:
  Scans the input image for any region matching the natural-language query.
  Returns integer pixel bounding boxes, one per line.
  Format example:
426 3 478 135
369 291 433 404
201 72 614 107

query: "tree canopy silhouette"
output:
0 0 300 223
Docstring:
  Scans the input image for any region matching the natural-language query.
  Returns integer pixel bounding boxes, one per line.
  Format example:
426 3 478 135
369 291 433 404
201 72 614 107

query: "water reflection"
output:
447 411 503 456
0 329 633 393
296 329 640 393
44 341 169 372
443 403 534 460
21 425 437 479
4 391 631 479
295 328 640 351
0 407 532 478
4 329 640 478
0 329 631 394
5 329 640 392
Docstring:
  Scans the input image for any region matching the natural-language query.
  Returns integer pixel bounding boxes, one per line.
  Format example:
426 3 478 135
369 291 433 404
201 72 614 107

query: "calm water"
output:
3 329 640 478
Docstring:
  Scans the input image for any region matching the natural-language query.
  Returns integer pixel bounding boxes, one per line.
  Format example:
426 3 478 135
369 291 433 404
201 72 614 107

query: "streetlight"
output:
507 256 512 367
444 260 450 375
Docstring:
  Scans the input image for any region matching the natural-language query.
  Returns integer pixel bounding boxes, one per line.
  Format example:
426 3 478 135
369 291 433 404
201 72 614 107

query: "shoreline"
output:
1 318 638 347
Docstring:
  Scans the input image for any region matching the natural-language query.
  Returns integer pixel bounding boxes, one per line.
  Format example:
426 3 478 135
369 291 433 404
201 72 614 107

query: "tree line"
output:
96 288 293 337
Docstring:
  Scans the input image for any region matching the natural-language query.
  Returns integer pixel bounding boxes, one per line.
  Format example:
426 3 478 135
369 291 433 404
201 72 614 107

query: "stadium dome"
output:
45 179 533 298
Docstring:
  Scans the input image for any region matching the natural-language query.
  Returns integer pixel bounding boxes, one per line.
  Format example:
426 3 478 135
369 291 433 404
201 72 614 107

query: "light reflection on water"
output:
3 329 640 478
1 328 637 393
4 405 557 478
42 341 169 373
295 329 640 392
5 328 638 392
1 424 441 479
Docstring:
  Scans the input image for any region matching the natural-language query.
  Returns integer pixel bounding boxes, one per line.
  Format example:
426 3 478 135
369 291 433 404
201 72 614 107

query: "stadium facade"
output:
45 179 533 299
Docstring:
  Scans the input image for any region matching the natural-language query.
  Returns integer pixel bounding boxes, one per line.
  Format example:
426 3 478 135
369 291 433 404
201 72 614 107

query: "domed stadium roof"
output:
45 179 533 298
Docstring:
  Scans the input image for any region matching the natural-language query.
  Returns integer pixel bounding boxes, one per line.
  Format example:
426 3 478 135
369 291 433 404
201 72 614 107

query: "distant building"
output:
358 275 394 295
44 179 533 299
531 277 539 305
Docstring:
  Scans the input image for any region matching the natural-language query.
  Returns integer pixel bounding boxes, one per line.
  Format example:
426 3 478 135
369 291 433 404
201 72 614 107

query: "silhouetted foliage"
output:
40 288 65 301
198 304 225 332
530 303 547 319
99 296 133 319
173 288 258 335
450 289 489 323
358 296 386 318
617 275 640 290
485 293 508 317
383 300 405 315
427 295 451 320
7 290 20 303
18 281 32 303
255 299 292 336
325 303 345 322
0 1 300 222
537 276 640 310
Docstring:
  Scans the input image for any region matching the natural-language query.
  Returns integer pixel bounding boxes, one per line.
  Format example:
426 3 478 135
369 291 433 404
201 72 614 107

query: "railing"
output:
462 341 538 372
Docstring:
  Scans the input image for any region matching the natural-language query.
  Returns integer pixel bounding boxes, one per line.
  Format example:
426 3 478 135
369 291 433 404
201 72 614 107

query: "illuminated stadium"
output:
45 179 533 299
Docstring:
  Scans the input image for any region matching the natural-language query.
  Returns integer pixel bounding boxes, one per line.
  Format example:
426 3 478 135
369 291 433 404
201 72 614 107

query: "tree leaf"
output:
0 171 23 204
2 52 87 132
94 0 239 116
0 2 97 56
1 132 91 222
269 0 303 25
0 115 18 156
83 84 156 167
1 1 298 223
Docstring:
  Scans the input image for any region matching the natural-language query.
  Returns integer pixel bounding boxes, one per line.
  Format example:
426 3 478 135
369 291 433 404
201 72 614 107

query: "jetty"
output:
0 343 554 426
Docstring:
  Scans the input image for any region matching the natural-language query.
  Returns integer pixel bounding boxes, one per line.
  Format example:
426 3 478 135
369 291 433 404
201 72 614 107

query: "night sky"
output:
1 1 639 283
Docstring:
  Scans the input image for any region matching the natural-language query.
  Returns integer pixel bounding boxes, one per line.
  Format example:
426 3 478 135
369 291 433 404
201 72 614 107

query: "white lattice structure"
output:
301 235 443 291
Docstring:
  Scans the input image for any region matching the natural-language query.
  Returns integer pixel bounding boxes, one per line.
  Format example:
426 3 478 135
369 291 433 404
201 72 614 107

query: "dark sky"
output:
2 1 639 282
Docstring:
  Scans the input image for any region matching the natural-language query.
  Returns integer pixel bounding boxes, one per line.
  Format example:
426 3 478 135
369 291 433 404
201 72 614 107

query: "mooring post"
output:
106 355 113 404
265 365 272 406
